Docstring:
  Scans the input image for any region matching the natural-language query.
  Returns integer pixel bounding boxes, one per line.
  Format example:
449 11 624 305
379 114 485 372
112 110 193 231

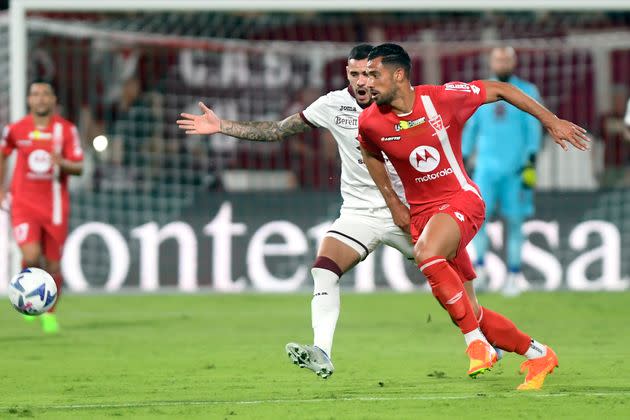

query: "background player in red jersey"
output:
358 44 589 389
0 81 84 333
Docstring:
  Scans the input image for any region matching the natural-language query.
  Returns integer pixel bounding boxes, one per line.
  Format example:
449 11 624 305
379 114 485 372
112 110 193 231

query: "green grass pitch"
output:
1 292 629 419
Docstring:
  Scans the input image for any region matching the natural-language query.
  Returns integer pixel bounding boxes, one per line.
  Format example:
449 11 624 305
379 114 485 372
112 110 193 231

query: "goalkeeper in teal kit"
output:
462 47 542 296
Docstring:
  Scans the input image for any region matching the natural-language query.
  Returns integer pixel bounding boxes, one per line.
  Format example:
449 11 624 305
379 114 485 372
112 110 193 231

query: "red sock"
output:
478 307 531 355
47 272 63 313
420 256 479 334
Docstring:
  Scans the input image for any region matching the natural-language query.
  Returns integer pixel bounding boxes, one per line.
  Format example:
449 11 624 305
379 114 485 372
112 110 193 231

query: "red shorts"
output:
410 190 485 282
11 207 68 261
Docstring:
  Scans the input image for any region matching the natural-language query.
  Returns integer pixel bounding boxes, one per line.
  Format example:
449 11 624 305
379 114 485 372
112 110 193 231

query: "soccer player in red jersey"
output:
0 81 84 333
358 44 589 389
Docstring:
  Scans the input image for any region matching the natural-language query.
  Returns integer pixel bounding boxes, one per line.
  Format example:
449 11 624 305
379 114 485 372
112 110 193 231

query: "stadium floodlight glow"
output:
92 135 109 153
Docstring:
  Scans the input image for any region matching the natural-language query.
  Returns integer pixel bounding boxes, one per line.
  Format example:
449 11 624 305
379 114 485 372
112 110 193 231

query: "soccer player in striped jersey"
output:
359 43 589 389
0 81 84 333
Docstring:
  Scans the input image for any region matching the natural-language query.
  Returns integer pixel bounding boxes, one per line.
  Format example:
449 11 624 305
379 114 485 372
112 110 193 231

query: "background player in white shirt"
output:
177 45 414 379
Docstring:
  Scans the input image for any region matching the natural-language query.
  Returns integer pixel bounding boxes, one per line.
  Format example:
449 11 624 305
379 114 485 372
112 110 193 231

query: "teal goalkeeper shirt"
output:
462 76 543 176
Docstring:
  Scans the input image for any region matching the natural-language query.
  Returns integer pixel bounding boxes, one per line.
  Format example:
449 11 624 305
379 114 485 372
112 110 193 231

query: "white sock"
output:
524 339 547 359
463 328 486 346
311 267 340 358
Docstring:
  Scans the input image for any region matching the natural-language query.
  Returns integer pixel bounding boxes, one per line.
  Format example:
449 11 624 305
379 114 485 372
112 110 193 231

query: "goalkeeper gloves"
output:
520 154 537 189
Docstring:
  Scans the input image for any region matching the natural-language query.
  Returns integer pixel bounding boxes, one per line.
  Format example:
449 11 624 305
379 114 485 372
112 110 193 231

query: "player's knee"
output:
45 260 61 275
22 254 41 268
414 239 450 263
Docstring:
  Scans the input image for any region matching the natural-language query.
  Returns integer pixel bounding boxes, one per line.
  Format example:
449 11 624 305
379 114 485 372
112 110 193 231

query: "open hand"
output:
177 102 221 135
545 118 590 151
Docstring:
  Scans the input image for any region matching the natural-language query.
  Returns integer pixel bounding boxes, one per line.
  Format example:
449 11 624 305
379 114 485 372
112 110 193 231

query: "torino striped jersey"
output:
1 114 83 224
301 87 405 212
358 81 486 214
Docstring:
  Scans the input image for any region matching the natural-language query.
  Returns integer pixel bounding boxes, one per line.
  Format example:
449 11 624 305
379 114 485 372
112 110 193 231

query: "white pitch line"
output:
3 391 630 411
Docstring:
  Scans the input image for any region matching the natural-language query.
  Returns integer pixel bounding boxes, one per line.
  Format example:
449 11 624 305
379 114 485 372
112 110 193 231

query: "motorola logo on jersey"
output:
408 145 440 173
27 149 52 174
414 168 453 183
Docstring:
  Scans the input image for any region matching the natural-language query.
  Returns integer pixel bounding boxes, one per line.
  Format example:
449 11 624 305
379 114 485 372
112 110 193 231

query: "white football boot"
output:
285 342 334 379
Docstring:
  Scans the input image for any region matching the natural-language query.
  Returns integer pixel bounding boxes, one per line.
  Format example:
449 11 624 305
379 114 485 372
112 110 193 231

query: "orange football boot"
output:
466 339 498 378
517 346 559 390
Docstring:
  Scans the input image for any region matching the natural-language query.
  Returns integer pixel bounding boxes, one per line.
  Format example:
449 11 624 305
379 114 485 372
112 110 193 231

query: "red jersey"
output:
358 81 486 214
1 114 83 224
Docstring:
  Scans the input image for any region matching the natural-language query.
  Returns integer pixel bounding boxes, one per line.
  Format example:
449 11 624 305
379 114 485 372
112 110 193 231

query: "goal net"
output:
2 9 630 290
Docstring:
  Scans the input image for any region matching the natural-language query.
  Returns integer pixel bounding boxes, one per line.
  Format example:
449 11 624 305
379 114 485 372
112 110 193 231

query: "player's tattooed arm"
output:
177 102 311 142
220 113 311 142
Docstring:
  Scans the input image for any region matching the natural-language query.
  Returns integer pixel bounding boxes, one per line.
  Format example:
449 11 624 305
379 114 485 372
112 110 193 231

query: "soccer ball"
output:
8 268 58 315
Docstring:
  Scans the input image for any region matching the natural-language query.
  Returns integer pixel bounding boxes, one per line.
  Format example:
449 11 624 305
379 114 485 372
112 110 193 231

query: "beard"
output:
356 96 373 108
33 108 52 117
496 72 512 83
374 87 397 106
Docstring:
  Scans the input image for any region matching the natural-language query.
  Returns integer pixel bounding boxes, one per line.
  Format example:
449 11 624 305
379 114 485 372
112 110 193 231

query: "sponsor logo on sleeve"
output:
444 82 480 95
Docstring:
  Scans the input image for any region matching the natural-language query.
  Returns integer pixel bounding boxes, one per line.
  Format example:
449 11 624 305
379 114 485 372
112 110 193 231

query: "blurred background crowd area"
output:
0 10 629 196
1 8 629 284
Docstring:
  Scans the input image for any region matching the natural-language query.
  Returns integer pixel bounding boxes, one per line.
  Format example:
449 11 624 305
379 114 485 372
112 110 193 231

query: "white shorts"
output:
326 207 415 261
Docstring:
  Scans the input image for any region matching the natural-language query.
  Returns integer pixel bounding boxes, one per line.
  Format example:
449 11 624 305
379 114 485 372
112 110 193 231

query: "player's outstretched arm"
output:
360 146 410 233
177 102 311 142
482 80 590 152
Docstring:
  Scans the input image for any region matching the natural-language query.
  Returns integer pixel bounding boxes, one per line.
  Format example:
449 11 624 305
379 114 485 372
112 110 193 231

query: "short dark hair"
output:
348 44 374 61
367 43 411 77
28 79 56 95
